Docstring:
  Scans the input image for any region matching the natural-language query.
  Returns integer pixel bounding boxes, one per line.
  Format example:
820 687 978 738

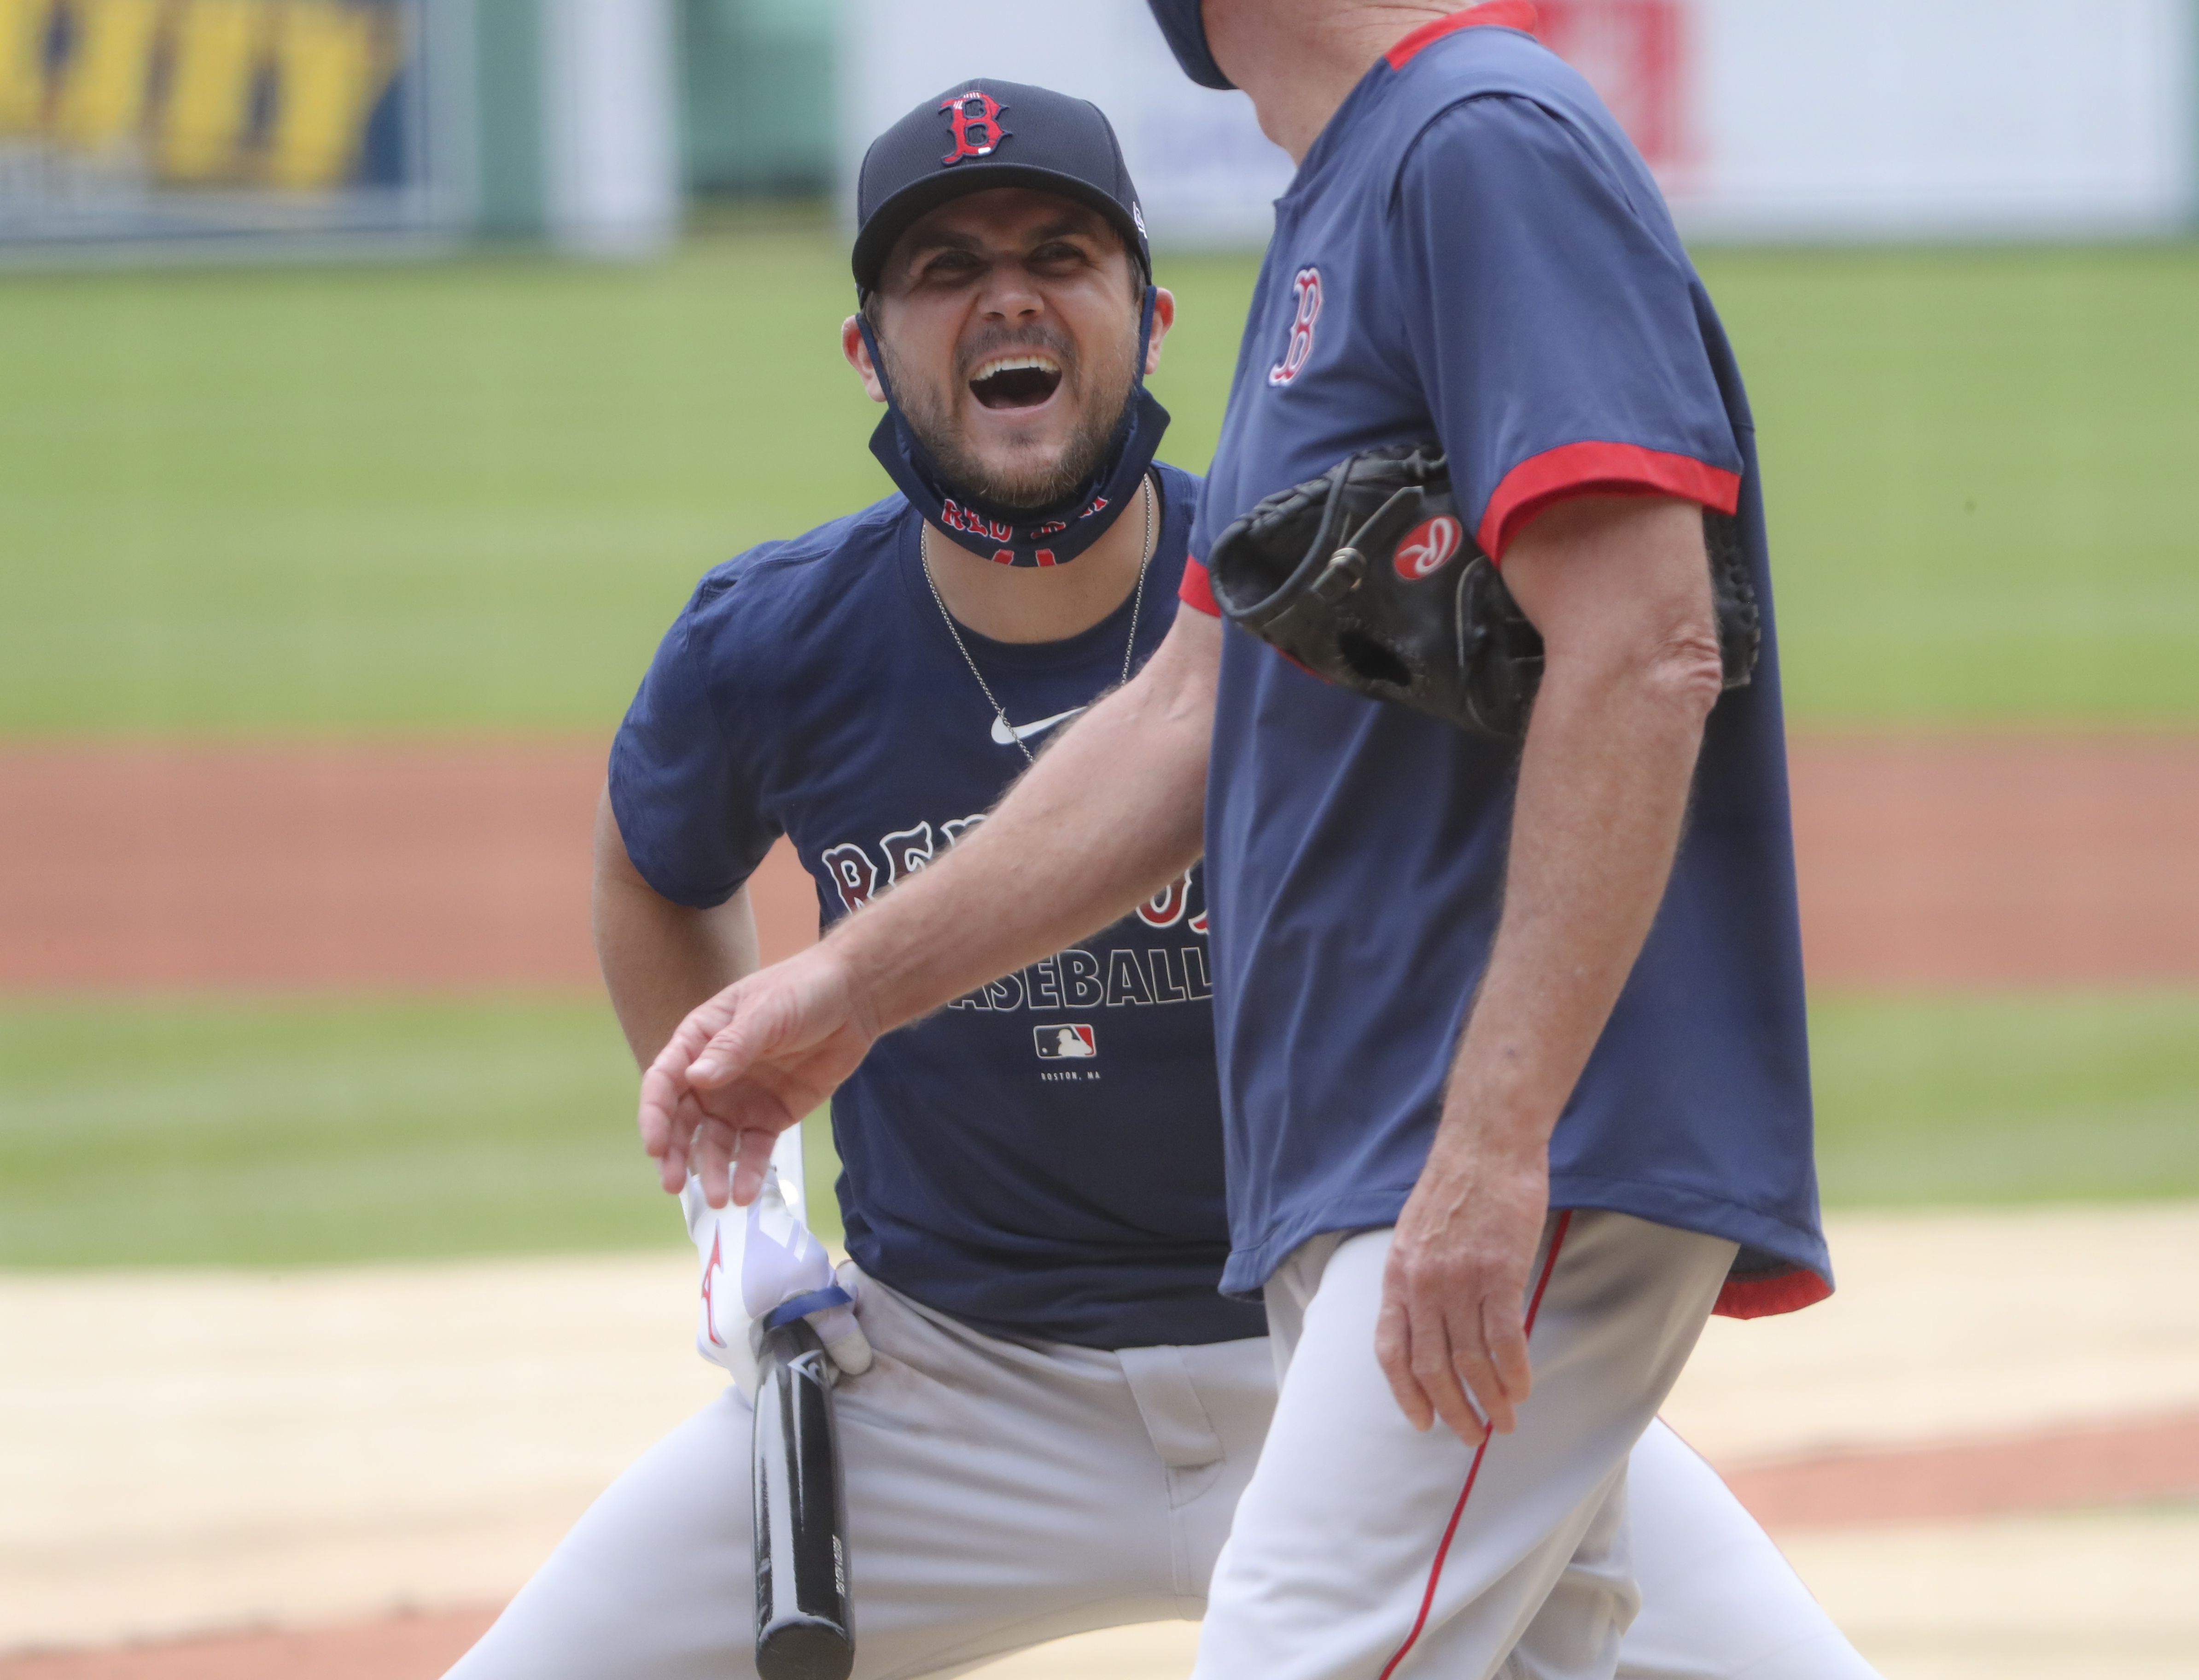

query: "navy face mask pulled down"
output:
858 288 1170 568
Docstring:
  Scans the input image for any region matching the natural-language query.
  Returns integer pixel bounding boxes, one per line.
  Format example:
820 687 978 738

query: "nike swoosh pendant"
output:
991 706 1085 746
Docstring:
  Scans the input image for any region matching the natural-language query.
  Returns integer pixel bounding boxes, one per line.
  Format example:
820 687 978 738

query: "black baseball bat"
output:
753 1318 854 1680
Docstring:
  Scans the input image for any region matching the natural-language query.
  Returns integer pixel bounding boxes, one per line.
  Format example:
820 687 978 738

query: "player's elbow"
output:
1546 607 1722 733
1641 623 1726 726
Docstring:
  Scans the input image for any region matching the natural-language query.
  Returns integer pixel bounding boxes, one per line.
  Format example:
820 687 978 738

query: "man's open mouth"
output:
969 354 1063 411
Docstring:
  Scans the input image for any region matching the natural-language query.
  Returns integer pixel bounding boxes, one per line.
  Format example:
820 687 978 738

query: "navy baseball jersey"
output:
1179 3 1830 1315
612 463 1262 1349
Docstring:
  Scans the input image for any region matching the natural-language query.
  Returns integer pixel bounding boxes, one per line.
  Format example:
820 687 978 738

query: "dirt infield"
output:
2 734 2194 990
1720 1408 2199 1528
5 1415 2193 1680
0 740 818 991
1787 735 2199 986
6 1205 2198 1678
0 1610 496 1680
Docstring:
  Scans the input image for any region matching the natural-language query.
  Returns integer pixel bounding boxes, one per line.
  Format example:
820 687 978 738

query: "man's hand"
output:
1375 493 1724 1444
1377 1138 1549 1444
640 945 881 1208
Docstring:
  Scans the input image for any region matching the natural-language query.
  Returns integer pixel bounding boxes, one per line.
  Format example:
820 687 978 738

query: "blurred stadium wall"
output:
844 0 2199 245
3 0 2193 262
680 0 831 201
0 0 681 257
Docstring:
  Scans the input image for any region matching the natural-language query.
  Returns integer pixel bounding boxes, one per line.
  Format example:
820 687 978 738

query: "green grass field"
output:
3 992 2195 1268
0 996 840 1266
2 238 2194 732
1807 993 2199 1207
3 238 2194 1268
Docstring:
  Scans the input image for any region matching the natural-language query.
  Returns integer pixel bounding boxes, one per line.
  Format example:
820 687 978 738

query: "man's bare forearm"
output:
829 607 1219 1031
1442 499 1725 1156
593 789 761 1067
1441 648 1712 1157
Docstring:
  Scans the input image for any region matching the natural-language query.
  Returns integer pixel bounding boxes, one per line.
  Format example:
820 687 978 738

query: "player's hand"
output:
1375 1136 1550 1446
639 945 881 1210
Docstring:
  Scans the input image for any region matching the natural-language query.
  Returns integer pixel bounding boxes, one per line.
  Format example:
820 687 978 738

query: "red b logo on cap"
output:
940 91 1008 164
1394 514 1463 580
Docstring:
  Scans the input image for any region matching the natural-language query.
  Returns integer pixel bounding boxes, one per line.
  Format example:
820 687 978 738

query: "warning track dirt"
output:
2 735 2194 991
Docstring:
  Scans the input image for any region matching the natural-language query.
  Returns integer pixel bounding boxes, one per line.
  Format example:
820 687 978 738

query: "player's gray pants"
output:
445 1255 1876 1680
1196 1214 1877 1680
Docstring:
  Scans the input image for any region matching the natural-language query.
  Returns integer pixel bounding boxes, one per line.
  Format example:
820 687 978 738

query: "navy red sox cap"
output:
852 79 1152 296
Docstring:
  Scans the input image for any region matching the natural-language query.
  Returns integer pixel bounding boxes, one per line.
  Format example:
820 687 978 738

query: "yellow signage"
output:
0 0 404 192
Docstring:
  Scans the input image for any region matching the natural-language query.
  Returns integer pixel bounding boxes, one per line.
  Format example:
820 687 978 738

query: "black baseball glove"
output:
1205 443 1759 742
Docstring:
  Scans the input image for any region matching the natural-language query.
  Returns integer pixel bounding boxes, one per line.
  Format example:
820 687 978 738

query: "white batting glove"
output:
683 1166 874 1399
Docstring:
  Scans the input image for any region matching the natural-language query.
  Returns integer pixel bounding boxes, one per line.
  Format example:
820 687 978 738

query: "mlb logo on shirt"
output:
1034 1024 1097 1060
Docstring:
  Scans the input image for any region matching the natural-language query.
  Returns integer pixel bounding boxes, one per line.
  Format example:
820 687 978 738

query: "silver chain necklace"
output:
919 474 1155 765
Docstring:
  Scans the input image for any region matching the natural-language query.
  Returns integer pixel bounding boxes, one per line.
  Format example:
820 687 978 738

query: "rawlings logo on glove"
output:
1206 443 1759 742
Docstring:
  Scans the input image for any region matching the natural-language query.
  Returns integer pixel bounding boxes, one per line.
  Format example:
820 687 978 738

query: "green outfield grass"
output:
1704 246 2199 726
1807 992 2199 1207
2 992 2194 1269
0 998 673 1266
1 238 2193 733
0 995 852 1266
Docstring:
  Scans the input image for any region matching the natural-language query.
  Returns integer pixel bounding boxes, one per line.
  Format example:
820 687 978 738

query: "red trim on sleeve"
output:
1178 554 1221 617
1386 0 1539 69
1477 441 1743 562
1714 1267 1832 1321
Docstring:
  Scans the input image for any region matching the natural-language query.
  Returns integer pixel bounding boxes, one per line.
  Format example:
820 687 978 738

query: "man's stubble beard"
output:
881 327 1138 513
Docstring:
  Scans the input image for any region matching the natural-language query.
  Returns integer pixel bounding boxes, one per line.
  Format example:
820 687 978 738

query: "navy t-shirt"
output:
612 462 1262 1349
1179 3 1830 1316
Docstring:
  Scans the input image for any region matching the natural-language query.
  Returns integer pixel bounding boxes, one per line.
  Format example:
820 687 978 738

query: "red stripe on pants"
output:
1376 1209 1576 1680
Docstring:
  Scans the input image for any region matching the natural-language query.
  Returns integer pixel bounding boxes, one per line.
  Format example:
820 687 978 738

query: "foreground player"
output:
451 77 1872 1680
653 9 1843 1679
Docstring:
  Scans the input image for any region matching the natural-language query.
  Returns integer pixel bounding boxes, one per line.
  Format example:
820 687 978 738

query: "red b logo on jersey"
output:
1268 267 1322 386
939 90 1008 164
1394 514 1463 580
